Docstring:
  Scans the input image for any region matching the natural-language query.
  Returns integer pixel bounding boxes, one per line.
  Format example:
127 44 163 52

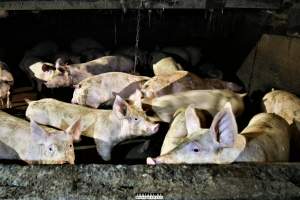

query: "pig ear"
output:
55 58 62 69
185 105 201 136
113 95 128 118
129 89 142 109
42 64 54 72
210 103 238 147
65 118 81 142
30 120 48 144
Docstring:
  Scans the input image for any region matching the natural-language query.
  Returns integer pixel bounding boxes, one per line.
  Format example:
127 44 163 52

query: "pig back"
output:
149 89 244 123
0 111 31 159
237 113 290 162
26 98 108 138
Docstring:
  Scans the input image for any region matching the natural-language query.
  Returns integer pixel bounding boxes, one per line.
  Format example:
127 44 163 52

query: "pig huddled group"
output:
0 38 299 165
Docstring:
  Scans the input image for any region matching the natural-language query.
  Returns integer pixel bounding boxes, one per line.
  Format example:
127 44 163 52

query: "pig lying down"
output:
26 96 159 161
145 89 245 123
0 61 14 108
72 72 150 108
30 55 134 88
147 103 290 164
0 110 81 164
141 71 242 99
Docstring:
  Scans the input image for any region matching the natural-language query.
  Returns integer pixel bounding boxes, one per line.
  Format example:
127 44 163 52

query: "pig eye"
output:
78 84 81 88
134 118 138 121
49 147 53 152
69 144 73 148
193 148 199 152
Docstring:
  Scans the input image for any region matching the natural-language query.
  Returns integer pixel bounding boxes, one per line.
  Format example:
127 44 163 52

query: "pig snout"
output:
146 123 159 134
147 156 167 165
147 157 157 165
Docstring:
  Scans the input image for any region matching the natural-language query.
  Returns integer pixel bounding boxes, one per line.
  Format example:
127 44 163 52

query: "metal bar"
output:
0 0 281 10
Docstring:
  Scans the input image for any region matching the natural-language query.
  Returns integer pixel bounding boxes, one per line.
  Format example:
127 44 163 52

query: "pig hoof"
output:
146 157 156 165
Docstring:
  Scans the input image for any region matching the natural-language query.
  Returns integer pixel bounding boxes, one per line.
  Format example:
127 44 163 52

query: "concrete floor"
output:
0 163 299 199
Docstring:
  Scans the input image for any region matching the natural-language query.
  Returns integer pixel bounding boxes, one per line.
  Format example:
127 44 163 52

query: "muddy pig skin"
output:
26 97 159 161
160 105 209 155
141 71 242 99
153 57 183 76
0 110 81 164
71 72 150 108
145 89 245 123
0 61 14 108
43 56 135 88
147 104 290 164
262 90 300 125
262 90 300 161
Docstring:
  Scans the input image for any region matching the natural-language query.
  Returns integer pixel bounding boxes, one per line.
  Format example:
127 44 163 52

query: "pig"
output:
0 110 81 164
141 71 243 99
144 89 245 123
42 56 135 88
160 105 209 155
26 97 159 161
0 61 14 108
153 57 183 76
262 90 300 161
147 103 290 164
71 72 150 108
262 90 300 125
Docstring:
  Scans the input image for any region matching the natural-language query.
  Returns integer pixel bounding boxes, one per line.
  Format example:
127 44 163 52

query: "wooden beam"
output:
0 0 281 11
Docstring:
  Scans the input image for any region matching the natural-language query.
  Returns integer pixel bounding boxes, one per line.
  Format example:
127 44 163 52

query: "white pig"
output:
0 61 14 108
42 56 135 88
0 110 81 164
147 104 290 164
160 105 208 155
71 72 150 108
26 97 159 161
153 57 183 76
141 71 242 99
144 89 245 123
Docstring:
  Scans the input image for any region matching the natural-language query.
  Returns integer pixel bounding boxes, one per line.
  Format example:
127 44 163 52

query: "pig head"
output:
160 105 209 155
147 103 246 164
0 110 81 164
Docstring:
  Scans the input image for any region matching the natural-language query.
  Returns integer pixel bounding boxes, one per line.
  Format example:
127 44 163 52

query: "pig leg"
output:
94 139 112 161
0 99 3 108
